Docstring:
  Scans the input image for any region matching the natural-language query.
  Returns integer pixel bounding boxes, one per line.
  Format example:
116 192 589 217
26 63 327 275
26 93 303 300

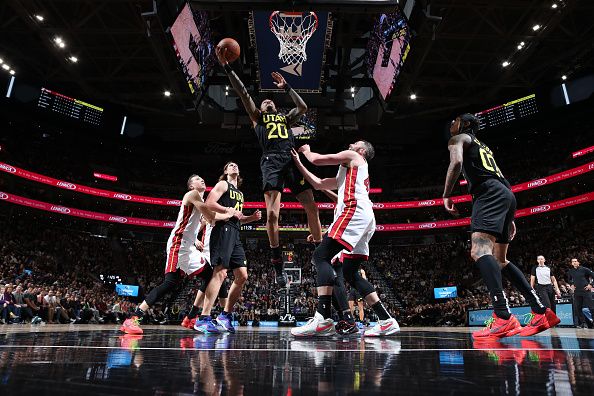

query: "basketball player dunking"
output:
216 46 322 287
443 113 560 339
290 141 399 337
120 175 236 335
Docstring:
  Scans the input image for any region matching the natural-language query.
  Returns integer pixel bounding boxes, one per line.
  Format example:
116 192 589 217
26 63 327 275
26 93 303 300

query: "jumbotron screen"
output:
170 3 213 97
475 94 538 130
367 11 411 100
37 87 104 126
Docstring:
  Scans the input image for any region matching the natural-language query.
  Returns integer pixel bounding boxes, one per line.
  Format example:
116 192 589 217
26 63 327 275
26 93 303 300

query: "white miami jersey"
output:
201 221 214 263
328 162 375 254
333 162 372 217
165 204 202 273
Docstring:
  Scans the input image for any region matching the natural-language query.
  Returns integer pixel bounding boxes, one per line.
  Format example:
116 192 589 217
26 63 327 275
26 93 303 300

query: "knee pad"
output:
198 279 208 293
353 272 375 298
316 261 337 286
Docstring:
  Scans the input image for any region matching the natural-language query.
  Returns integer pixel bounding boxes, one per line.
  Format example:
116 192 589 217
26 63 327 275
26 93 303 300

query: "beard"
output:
266 105 274 113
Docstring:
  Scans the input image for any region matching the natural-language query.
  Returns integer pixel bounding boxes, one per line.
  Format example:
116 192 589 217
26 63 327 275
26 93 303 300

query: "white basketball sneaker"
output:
291 312 336 337
364 318 400 337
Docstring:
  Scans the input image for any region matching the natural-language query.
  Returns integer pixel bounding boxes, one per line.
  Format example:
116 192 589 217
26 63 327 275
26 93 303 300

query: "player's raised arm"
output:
271 72 307 126
298 144 358 167
216 46 259 125
290 149 337 191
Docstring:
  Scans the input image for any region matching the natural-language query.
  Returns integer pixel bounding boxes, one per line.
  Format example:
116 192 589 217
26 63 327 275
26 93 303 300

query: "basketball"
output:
217 37 240 62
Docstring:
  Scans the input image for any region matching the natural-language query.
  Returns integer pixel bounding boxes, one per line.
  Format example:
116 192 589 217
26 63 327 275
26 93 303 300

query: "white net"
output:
269 11 318 65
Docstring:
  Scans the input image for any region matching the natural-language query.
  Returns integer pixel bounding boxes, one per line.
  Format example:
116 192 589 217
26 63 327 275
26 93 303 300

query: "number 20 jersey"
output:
462 133 510 193
254 112 295 153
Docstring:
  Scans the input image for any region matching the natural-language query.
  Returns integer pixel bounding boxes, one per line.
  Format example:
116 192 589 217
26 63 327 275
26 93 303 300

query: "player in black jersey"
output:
216 46 322 287
443 113 559 339
195 162 261 334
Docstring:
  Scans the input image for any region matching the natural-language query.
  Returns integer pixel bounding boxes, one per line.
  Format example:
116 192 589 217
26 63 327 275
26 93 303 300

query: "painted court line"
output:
0 345 593 353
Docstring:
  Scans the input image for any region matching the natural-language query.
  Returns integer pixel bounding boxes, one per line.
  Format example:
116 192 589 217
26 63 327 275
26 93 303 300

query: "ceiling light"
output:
0 58 3 64
225 85 229 90
350 87 355 93
561 75 567 80
1 64 9 71
54 36 63 44
410 93 417 100
69 56 78 63
502 61 510 67
532 24 541 31
9 70 15 75
35 14 44 21
58 42 65 48
520 41 525 46
517 45 522 50
164 90 171 97
551 3 558 9
351 93 355 98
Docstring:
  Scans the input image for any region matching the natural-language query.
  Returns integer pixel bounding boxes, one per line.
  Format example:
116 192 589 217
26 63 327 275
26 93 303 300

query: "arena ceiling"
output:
1 0 593 141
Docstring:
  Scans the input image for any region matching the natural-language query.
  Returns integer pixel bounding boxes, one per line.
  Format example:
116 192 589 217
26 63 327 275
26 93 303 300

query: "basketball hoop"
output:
270 11 318 65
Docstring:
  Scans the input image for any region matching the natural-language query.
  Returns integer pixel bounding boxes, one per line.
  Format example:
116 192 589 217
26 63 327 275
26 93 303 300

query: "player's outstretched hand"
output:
290 148 301 164
195 240 204 251
215 46 228 65
297 144 310 154
443 197 459 216
271 72 287 89
306 234 314 243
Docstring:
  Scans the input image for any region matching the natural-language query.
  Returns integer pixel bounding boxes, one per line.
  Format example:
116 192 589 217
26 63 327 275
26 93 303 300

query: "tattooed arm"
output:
271 71 307 126
443 134 470 215
216 46 260 126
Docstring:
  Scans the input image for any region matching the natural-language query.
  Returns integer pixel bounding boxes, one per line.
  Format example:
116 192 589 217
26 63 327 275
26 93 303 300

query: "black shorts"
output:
260 152 312 194
471 179 517 244
209 223 247 270
348 289 362 302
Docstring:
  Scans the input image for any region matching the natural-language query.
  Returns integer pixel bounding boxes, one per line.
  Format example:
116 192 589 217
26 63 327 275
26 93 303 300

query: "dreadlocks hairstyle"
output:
186 174 201 190
218 162 243 187
458 113 480 135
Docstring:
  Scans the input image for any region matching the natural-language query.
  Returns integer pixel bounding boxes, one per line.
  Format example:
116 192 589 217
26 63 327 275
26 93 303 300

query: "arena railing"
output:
0 161 592 210
1 191 592 231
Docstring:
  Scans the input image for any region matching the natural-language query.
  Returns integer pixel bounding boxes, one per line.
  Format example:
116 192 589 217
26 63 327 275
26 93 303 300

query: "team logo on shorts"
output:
530 205 551 214
56 181 77 190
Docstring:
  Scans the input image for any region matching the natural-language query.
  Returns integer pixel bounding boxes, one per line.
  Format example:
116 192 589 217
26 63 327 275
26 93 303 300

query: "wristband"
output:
223 64 233 74
284 83 292 93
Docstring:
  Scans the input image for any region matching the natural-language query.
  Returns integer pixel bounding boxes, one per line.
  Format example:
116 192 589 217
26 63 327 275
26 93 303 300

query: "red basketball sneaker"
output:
472 313 522 340
519 308 560 337
181 316 196 329
120 316 143 335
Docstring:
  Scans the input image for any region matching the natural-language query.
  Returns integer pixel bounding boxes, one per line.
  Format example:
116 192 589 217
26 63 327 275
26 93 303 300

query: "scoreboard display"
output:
38 87 104 126
475 93 538 130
